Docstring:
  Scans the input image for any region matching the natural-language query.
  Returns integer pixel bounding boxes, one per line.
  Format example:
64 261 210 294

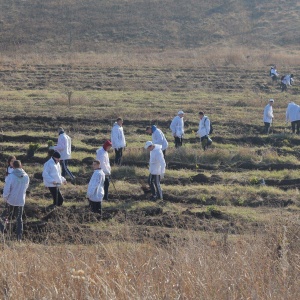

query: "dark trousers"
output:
104 176 110 200
174 136 183 148
114 148 123 165
61 160 75 180
48 186 64 206
148 174 163 199
200 135 209 150
0 205 24 241
89 200 102 215
281 83 287 92
291 121 300 134
264 122 271 134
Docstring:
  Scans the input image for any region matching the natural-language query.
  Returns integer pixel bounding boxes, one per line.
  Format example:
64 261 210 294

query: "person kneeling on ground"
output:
1 160 30 241
197 111 211 150
42 151 67 208
145 141 166 201
87 160 105 215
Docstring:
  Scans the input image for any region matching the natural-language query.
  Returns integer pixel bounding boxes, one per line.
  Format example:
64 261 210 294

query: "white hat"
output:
144 141 153 149
178 110 184 115
269 99 274 102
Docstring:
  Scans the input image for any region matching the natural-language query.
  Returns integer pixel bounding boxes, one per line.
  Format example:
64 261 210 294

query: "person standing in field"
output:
87 160 105 215
197 111 211 150
96 140 112 201
146 125 168 157
263 99 274 134
111 117 126 165
144 141 166 201
42 151 67 208
50 127 75 181
1 160 30 241
286 101 300 134
270 65 279 82
170 110 184 148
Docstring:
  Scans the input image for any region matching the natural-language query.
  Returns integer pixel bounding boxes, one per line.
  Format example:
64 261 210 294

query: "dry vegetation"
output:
0 0 300 298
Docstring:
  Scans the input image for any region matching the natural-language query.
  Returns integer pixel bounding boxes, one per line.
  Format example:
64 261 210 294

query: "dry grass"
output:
0 221 299 299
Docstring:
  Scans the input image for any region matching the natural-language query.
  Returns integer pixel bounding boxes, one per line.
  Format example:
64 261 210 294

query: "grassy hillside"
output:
0 0 300 53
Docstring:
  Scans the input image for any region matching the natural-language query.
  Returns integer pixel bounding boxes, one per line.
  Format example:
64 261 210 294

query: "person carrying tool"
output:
87 160 105 215
42 151 67 208
170 110 185 148
96 140 112 201
144 141 166 201
1 160 30 241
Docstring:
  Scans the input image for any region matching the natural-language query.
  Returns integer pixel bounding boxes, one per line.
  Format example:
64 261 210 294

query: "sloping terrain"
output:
0 0 299 52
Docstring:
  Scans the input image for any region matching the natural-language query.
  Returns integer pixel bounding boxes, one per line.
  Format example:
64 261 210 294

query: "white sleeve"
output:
3 176 12 201
54 135 65 152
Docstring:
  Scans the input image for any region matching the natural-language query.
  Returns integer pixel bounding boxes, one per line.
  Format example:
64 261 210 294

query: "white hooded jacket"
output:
263 104 274 123
42 157 66 187
87 169 105 202
3 168 29 206
149 144 166 175
151 126 168 151
282 75 294 86
96 147 111 175
54 132 72 160
111 122 126 149
170 116 184 137
197 116 211 138
286 102 300 122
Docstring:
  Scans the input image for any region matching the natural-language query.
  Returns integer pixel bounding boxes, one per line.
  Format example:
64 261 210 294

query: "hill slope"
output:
0 0 300 53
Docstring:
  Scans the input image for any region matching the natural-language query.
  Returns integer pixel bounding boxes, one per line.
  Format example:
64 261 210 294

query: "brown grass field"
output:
0 0 300 299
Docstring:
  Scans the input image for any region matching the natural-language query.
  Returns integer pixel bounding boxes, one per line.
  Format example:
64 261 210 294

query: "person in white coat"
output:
42 151 67 207
286 101 300 134
50 127 75 181
146 125 168 157
197 111 211 150
1 160 29 241
145 141 166 201
270 65 279 82
263 99 274 134
281 74 294 92
96 140 112 201
87 160 105 215
111 117 126 165
170 110 184 148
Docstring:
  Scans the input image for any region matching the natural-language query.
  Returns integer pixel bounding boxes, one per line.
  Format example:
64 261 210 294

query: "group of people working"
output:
269 65 294 92
1 112 212 240
263 99 300 134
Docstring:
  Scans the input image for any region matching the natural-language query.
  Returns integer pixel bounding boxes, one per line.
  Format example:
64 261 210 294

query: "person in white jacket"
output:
281 74 294 92
263 99 274 134
270 65 279 82
50 127 75 181
170 110 184 148
286 101 300 134
1 160 29 241
197 111 211 150
111 117 126 165
87 160 105 215
146 125 168 157
96 140 112 201
42 151 67 207
145 141 166 201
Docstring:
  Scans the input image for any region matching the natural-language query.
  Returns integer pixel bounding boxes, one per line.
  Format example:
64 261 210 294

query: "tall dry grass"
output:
0 220 299 299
